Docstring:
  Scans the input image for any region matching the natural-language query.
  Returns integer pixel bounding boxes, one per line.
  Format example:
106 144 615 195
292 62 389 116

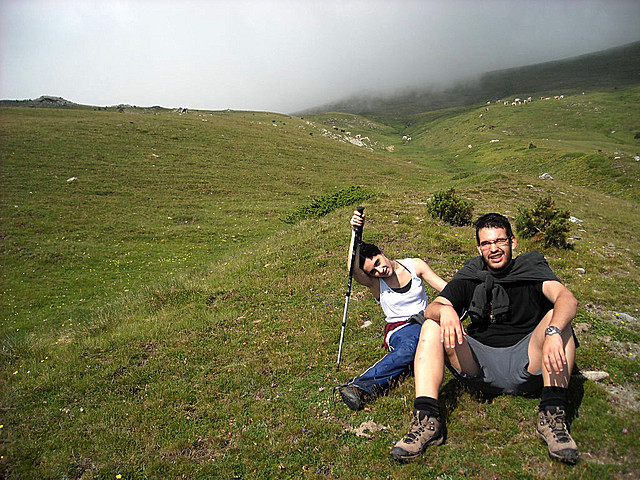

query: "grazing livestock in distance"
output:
504 96 538 106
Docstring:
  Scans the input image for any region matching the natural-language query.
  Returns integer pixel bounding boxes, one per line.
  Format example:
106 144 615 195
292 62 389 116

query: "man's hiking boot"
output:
337 384 373 411
536 407 579 465
391 409 444 462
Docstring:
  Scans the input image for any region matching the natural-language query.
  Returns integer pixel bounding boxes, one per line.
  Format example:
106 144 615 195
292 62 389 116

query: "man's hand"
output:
542 333 567 374
439 305 466 349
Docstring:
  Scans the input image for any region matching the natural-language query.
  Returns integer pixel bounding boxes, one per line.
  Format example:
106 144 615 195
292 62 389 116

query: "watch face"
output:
546 326 560 335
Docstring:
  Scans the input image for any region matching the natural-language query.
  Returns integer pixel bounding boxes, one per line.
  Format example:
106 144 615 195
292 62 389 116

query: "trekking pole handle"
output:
354 206 365 239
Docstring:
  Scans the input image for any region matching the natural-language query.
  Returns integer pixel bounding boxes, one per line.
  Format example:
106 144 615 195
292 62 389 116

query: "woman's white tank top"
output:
378 258 428 323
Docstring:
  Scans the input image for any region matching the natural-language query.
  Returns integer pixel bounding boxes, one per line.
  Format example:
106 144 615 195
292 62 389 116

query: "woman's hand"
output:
350 210 365 230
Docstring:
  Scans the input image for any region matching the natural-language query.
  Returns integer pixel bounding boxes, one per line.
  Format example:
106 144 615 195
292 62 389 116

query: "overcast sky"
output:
1 0 639 114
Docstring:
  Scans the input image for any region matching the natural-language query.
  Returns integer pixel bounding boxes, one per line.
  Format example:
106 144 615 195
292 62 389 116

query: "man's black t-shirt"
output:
440 278 553 348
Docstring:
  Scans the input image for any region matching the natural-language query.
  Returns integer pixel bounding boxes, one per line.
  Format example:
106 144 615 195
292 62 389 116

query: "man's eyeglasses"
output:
478 237 511 250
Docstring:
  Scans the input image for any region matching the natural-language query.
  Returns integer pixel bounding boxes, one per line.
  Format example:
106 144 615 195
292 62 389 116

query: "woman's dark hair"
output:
358 241 381 270
474 213 514 244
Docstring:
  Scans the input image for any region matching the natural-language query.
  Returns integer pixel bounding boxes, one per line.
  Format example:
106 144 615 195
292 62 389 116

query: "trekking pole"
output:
336 206 364 371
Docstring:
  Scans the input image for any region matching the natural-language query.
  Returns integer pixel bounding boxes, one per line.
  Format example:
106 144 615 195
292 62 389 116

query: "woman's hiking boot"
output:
536 407 579 465
336 384 374 411
391 409 444 462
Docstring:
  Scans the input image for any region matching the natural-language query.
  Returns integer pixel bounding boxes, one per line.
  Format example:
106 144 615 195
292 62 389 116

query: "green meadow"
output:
1 86 639 479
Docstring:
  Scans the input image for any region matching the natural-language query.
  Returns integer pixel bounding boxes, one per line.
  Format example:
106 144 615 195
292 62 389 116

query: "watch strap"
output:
545 326 562 336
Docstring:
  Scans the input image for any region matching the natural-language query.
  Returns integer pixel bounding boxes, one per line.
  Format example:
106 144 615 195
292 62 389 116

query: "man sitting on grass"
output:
391 213 580 465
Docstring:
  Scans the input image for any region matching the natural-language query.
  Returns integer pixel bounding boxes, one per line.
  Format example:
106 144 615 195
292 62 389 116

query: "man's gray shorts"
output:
446 331 542 396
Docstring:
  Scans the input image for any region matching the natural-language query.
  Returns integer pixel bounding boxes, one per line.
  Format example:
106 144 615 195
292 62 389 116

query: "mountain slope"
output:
1 86 639 478
302 40 640 116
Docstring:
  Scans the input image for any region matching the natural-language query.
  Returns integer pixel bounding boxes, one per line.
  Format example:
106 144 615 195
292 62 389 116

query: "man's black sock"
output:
414 396 441 418
539 386 569 412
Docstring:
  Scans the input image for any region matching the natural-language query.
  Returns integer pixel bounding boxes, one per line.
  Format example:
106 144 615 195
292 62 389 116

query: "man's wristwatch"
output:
545 326 562 336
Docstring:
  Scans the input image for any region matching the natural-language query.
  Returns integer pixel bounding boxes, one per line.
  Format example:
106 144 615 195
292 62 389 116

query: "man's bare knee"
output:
415 320 445 363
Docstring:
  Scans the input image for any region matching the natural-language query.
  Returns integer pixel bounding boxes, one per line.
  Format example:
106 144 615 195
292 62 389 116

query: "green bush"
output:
427 188 474 226
515 196 571 248
282 185 374 224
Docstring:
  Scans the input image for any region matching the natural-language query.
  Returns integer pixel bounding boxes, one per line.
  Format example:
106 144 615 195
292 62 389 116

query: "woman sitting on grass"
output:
337 209 446 410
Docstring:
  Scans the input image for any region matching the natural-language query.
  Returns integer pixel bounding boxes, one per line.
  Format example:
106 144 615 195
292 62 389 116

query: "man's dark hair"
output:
474 213 514 244
358 241 381 270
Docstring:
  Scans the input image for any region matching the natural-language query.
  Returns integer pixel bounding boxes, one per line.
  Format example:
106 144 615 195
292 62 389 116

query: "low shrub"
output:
282 186 374 224
515 196 571 248
427 188 474 226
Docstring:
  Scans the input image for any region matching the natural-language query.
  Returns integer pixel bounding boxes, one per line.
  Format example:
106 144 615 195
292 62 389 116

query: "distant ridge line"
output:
0 95 78 108
299 40 640 117
3 41 639 117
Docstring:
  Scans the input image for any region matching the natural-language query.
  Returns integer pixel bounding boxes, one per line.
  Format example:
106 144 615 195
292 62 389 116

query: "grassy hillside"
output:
1 87 639 479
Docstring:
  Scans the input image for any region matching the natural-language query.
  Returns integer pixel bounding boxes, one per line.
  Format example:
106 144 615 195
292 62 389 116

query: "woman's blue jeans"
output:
351 322 422 396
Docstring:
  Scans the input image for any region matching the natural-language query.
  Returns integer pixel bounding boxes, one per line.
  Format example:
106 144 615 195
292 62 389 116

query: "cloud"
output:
1 0 639 113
